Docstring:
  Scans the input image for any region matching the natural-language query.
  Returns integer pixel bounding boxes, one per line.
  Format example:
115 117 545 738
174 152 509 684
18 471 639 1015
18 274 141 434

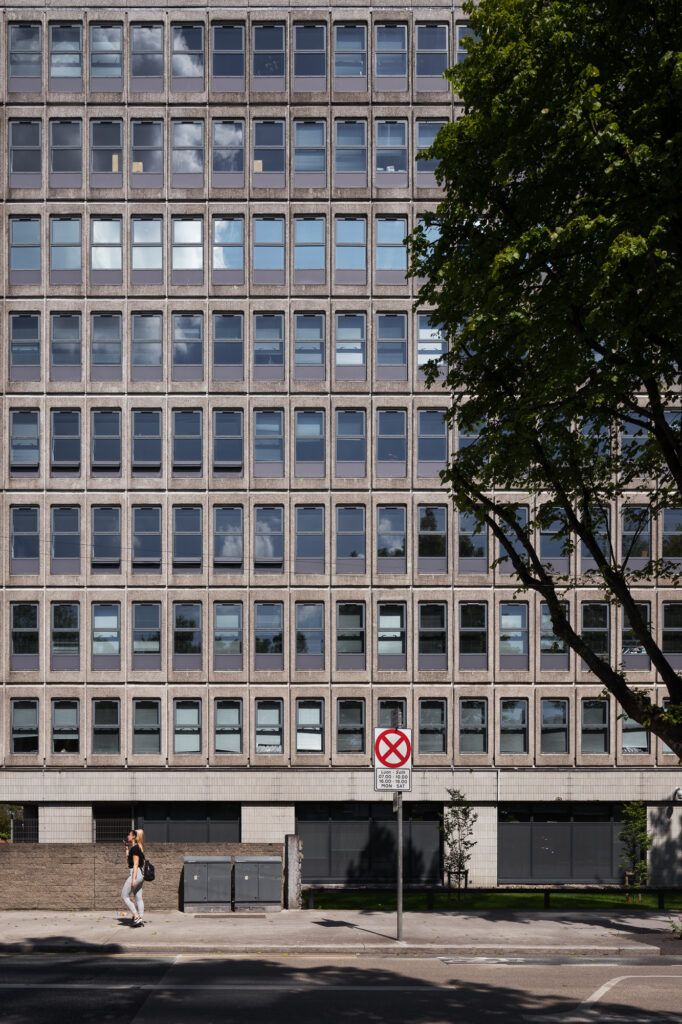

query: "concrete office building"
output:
1 0 680 888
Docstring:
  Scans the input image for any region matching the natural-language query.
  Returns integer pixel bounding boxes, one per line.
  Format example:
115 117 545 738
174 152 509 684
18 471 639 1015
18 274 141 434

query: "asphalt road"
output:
0 954 680 1024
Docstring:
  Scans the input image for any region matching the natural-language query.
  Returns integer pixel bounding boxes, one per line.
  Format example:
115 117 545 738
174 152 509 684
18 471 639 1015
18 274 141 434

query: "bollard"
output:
427 889 434 912
544 890 551 909
658 890 665 910
307 888 314 910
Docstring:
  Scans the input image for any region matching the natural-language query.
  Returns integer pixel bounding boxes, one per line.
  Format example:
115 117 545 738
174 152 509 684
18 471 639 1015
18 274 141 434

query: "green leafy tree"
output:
0 805 23 840
618 800 653 892
408 0 682 755
441 788 478 894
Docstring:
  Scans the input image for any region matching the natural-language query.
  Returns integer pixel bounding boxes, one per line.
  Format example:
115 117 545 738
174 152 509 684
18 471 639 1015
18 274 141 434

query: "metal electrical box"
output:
183 856 232 911
234 856 282 910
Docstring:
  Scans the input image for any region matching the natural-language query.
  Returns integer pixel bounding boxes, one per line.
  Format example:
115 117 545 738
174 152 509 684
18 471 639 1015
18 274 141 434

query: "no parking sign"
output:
374 728 412 791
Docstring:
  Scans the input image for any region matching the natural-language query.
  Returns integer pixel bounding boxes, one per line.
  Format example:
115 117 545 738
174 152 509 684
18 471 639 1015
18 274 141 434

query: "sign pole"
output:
396 789 403 941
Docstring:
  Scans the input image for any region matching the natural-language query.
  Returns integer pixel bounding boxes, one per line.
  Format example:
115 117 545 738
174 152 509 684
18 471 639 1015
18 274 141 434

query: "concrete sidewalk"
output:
0 908 679 957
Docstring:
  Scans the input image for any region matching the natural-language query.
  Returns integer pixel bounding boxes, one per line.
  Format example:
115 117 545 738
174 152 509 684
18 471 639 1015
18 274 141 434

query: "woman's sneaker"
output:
131 917 144 927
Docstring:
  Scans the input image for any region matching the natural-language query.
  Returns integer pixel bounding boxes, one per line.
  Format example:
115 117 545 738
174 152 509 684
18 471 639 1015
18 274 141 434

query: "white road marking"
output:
579 973 682 1009
523 972 682 1021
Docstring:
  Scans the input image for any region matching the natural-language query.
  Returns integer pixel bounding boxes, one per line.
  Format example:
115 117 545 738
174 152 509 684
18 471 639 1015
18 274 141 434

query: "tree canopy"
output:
409 0 682 755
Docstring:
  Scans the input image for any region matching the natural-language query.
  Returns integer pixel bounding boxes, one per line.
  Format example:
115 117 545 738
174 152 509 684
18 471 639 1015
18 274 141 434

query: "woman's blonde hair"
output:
134 828 145 853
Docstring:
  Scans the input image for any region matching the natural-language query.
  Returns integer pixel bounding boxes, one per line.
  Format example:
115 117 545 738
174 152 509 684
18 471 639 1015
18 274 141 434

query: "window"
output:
51 506 80 574
52 700 79 754
499 504 530 571
11 699 39 755
173 506 203 573
212 24 245 90
540 602 569 665
294 23 326 86
9 121 42 188
255 699 284 754
581 602 610 663
174 699 202 754
131 410 162 476
458 510 487 571
334 24 367 88
254 602 284 669
375 121 408 186
253 218 285 284
91 506 121 572
500 698 528 754
131 120 163 188
418 505 448 572
336 507 366 573
172 409 203 476
51 409 80 475
132 506 162 572
10 312 40 380
417 409 447 474
133 699 161 755
296 699 324 753
334 120 367 186
49 312 80 382
377 506 406 572
131 220 163 289
10 602 39 669
131 24 163 91
132 602 161 668
50 216 81 283
91 313 122 380
50 119 82 188
335 217 366 283
459 699 487 754
254 409 284 476
376 314 407 380
10 409 40 473
172 121 204 187
375 217 408 282
456 24 476 63
337 699 365 753
376 409 407 476
296 603 325 668
500 603 529 668
214 602 243 669
459 602 488 669
131 313 162 380
662 602 682 664
335 313 366 379
92 602 121 669
621 601 651 668
90 121 123 189
253 120 285 184
91 409 121 474
375 24 407 87
417 315 447 376
10 219 41 285
171 24 204 89
254 506 284 573
378 603 407 669
294 313 325 381
621 712 650 754
416 121 445 181
92 699 120 755
213 410 243 476
540 699 569 754
335 409 365 476
294 217 326 283
10 506 40 574
336 601 366 669
212 220 244 288
295 410 325 476
214 507 244 571
172 219 203 285
252 23 286 90
419 699 447 753
580 507 611 568
213 313 244 379
90 24 123 89
377 698 406 729
172 312 203 380
295 506 325 573
51 602 80 668
253 313 284 379
416 24 448 86
538 507 568 571
294 121 326 186
173 602 203 668
49 24 82 90
215 698 243 753
662 509 682 559
419 603 447 670
212 121 245 187
9 24 42 91
622 506 650 565
581 699 609 754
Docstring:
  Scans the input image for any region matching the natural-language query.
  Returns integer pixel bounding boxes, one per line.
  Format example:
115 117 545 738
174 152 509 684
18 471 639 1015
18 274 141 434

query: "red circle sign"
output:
375 729 411 768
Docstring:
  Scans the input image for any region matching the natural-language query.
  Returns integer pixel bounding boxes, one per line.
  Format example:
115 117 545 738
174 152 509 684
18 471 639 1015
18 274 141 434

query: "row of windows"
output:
8 695 671 758
9 502 682 578
6 22 470 94
7 213 421 288
8 117 444 191
7 597 682 673
7 310 446 385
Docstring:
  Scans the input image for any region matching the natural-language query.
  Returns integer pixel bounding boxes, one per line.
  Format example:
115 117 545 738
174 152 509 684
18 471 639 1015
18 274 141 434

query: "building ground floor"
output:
3 768 681 886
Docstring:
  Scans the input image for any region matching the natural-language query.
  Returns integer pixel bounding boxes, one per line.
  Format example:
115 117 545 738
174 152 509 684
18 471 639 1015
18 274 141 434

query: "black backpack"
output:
143 859 155 882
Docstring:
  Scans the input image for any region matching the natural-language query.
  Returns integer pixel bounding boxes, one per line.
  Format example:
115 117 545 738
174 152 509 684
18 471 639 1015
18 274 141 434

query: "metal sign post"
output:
374 711 411 943
394 789 403 941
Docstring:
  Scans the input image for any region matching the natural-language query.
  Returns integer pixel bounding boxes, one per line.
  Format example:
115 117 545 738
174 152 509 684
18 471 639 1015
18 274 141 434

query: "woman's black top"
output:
127 844 145 869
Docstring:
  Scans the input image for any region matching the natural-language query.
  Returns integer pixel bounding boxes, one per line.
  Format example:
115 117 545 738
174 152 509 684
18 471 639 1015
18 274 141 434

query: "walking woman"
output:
121 828 146 927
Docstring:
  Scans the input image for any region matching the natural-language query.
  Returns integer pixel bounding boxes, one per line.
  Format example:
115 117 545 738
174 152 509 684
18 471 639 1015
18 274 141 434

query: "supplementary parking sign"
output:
374 728 412 791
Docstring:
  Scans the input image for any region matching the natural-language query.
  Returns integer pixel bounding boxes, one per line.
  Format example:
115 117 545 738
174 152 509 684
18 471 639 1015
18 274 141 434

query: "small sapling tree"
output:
441 788 478 898
618 801 653 900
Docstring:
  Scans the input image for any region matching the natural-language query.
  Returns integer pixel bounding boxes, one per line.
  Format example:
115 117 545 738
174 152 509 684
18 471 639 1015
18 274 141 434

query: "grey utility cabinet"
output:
234 856 282 910
183 856 232 910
